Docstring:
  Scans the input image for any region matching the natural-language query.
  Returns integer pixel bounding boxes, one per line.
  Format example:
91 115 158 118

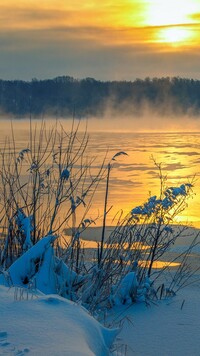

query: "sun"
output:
157 27 192 44
146 0 199 45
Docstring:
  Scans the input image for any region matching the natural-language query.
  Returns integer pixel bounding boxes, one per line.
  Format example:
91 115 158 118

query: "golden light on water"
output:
2 120 200 228
139 260 180 269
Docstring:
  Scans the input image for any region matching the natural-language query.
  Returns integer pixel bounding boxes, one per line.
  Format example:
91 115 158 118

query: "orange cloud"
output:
0 0 200 80
0 0 199 50
0 0 147 31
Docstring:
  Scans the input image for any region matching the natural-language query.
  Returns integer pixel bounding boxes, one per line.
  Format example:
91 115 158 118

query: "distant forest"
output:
0 76 200 118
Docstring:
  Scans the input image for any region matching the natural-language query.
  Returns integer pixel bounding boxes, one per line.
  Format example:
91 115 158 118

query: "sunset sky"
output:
0 0 200 80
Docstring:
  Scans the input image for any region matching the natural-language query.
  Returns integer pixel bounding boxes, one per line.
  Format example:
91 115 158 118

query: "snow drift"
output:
0 285 117 355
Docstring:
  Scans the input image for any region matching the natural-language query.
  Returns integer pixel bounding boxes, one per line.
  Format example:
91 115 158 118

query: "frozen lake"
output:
0 119 200 227
0 119 199 271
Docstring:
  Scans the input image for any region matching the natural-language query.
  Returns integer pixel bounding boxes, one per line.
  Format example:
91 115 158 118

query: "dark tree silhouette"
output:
0 76 200 118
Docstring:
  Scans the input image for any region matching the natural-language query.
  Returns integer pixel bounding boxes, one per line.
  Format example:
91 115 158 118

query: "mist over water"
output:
0 118 200 227
84 108 200 132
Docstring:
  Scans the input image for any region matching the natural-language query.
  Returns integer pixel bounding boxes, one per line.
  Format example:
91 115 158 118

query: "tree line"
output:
0 76 200 118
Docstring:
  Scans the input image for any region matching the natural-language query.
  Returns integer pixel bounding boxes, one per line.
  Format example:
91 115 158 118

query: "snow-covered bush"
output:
75 164 195 310
0 234 86 299
0 122 198 313
0 122 105 267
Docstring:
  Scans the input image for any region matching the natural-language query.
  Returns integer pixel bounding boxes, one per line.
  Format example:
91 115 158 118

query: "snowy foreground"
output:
0 234 200 355
109 283 200 356
1 283 200 356
0 285 117 356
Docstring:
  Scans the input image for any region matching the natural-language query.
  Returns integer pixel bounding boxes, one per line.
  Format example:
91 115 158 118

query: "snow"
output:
0 234 118 355
0 285 117 356
131 184 192 217
1 282 200 356
61 168 70 180
0 228 200 355
15 209 33 251
0 235 58 293
111 272 139 306
110 283 200 356
0 235 85 299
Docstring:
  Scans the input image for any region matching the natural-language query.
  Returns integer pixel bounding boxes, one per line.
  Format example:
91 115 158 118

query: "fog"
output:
84 115 200 133
85 95 200 132
0 118 200 135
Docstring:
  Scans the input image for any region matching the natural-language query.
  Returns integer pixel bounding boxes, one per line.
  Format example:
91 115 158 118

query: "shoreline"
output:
64 224 200 242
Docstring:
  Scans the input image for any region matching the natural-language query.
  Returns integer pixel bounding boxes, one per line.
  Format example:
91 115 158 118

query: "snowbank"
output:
0 285 117 356
0 236 118 355
0 235 84 298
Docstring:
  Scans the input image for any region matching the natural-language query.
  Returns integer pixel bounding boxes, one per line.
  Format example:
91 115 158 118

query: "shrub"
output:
0 121 199 313
0 120 105 267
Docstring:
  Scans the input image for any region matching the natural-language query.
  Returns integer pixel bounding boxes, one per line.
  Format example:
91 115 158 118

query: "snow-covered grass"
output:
108 282 200 356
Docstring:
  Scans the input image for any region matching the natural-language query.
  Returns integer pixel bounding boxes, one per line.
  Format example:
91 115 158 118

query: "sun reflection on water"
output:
0 120 200 228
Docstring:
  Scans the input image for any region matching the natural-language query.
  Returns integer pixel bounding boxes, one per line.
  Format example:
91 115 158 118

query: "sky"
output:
0 0 200 81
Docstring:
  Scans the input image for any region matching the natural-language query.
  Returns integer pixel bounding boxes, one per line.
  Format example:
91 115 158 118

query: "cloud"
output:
0 1 147 31
192 158 200 164
0 2 200 81
190 12 200 21
0 6 67 31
